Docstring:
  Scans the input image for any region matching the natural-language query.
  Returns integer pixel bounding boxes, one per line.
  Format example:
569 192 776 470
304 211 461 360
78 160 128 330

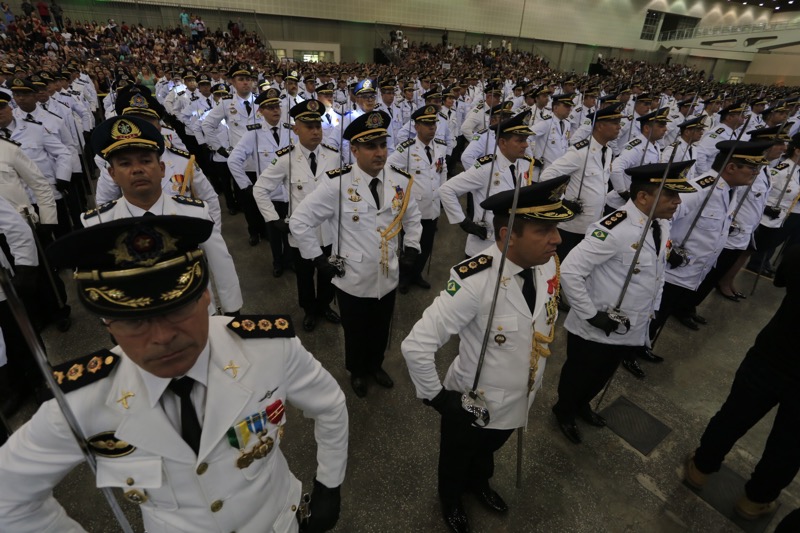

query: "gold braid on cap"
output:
74 250 205 281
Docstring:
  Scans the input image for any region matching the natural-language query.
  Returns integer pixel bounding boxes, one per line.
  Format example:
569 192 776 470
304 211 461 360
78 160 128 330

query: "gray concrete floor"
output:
8 204 799 533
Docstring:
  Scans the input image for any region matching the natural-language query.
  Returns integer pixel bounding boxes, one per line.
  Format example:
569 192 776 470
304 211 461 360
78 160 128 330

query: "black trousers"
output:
335 288 395 377
649 282 697 344
209 160 238 212
241 171 267 239
402 218 437 283
693 350 800 503
0 300 46 397
295 244 334 314
438 412 514 502
553 332 635 421
694 247 742 306
556 229 584 263
268 201 292 268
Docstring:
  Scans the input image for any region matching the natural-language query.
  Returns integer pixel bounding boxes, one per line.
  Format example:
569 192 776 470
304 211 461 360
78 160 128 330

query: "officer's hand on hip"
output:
303 479 341 533
459 219 488 240
588 311 618 336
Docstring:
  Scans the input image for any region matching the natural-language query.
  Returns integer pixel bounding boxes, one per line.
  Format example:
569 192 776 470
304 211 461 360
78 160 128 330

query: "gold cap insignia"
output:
111 119 141 142
367 112 383 128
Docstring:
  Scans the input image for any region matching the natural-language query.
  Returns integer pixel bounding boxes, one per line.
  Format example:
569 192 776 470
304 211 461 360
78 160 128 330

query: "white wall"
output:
746 49 800 84
268 41 341 63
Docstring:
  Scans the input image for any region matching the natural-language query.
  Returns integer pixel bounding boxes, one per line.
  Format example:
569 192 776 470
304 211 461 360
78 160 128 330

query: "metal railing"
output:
659 20 800 41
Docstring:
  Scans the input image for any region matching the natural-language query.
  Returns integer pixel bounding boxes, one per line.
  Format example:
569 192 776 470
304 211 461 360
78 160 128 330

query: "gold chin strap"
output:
379 176 414 276
528 256 560 393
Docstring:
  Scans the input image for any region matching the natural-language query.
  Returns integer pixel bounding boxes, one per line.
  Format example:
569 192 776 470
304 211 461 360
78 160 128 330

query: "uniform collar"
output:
138 340 210 408
298 142 318 159
124 193 166 216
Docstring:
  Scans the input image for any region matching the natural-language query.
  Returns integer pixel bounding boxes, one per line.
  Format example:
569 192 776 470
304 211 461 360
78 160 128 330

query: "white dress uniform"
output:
227 121 292 191
81 194 243 313
607 132 662 210
55 90 93 134
9 110 73 200
617 111 642 152
181 93 215 140
279 92 305 124
254 143 339 249
386 137 447 220
202 93 261 154
562 201 669 346
661 137 697 183
0 316 348 533
694 123 736 175
540 136 611 235
442 106 459 152
459 103 489 138
93 146 222 230
163 84 187 116
727 165 772 250
439 152 521 257
401 244 561 428
530 106 552 127
761 161 800 228
530 115 571 173
32 104 79 174
666 173 736 291
0 136 57 225
0 194 38 305
662 111 690 147
289 163 422 299
320 105 341 147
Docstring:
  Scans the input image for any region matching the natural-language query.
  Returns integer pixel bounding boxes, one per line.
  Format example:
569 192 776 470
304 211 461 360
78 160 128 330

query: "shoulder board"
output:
399 138 415 149
696 176 715 189
391 164 411 179
574 106 583 113
573 139 590 150
627 138 642 148
55 99 69 108
774 162 790 171
476 154 496 166
321 143 338 153
171 195 205 207
541 114 552 120
280 94 287 99
51 349 119 394
166 146 190 158
276 145 294 157
438 112 448 119
221 94 233 100
670 140 680 148
0 136 20 146
22 116 42 125
454 254 493 279
715 127 725 134
227 315 295 338
327 165 353 179
283 123 291 129
434 138 447 146
246 123 262 131
177 90 185 96
599 210 627 230
475 127 488 135
474 103 484 110
82 200 116 219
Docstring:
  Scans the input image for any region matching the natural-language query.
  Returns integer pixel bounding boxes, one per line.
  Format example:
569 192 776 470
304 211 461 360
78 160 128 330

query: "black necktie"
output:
425 145 433 164
519 269 536 314
244 100 252 116
143 211 155 217
369 177 381 209
728 188 735 205
42 103 48 111
448 109 452 118
309 152 317 175
388 107 393 118
168 377 202 455
206 97 212 110
601 146 607 168
271 126 280 145
26 113 34 121
325 114 331 124
0 127 9 138
559 120 564 134
509 164 516 186
689 146 693 159
652 220 661 256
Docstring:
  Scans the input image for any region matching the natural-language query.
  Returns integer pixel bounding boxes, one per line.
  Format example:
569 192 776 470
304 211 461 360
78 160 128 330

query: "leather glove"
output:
619 190 630 202
314 254 338 279
302 479 341 533
459 219 488 240
763 205 781 220
424 389 475 425
587 311 618 336
11 265 38 300
561 198 583 215
272 218 291 234
399 247 418 271
55 179 70 193
216 147 230 158
667 249 686 269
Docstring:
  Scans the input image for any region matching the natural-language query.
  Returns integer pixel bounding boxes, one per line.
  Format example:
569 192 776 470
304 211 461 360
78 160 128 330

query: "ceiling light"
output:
759 2 763 5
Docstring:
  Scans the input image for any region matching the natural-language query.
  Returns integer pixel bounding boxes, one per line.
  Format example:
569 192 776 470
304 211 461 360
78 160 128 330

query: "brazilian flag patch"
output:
591 229 608 241
446 279 461 296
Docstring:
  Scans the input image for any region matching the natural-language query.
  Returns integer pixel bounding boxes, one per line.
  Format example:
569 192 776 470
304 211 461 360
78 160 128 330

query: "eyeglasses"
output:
102 297 202 337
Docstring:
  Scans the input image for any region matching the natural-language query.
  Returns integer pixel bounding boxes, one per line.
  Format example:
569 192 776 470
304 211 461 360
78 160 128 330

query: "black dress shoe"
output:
578 409 606 427
639 347 664 363
228 208 238 215
733 291 747 300
372 368 394 388
718 291 740 302
272 265 283 278
414 276 431 289
675 315 700 331
350 375 367 397
302 313 316 332
622 358 646 379
322 307 341 324
690 313 707 325
248 234 260 246
441 500 471 533
556 419 582 444
398 282 410 294
472 486 508 513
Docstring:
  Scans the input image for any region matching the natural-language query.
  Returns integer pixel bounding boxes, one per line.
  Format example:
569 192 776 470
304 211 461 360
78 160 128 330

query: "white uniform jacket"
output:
694 123 736 175
81 194 243 313
761 160 800 228
0 195 38 303
401 245 561 430
289 163 422 299
227 121 293 190
386 137 447 220
0 136 57 225
607 132 662 210
254 143 339 248
661 138 698 182
727 165 771 250
202 93 261 153
0 317 348 533
562 201 669 346
529 115 571 170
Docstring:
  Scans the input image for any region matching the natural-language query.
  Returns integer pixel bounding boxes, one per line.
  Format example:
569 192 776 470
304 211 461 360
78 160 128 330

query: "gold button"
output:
291 504 297 512
126 477 134 486
297 185 303 190
211 500 224 513
352 215 359 222
196 463 208 475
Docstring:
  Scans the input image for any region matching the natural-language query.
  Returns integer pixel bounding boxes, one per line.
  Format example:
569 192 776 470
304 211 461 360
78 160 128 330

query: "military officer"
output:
393 82 416 127
661 116 706 183
280 70 305 123
662 98 696 147
201 62 259 162
540 104 623 261
0 214 348 533
459 82 502 139
387 105 448 293
553 161 696 441
607 108 671 212
694 101 747 175
83 115 243 316
649 140 772 339
290 110 422 398
228 87 294 272
315 82 341 146
253 100 341 331
401 178 573 533
618 93 655 149
460 101 515 170
529 92 575 177
328 79 392 165
440 112 534 257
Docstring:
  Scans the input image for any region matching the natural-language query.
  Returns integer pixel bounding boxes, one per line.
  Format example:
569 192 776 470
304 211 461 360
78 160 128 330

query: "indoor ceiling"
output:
727 0 800 12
